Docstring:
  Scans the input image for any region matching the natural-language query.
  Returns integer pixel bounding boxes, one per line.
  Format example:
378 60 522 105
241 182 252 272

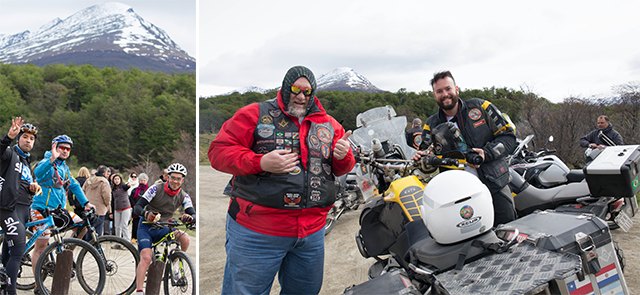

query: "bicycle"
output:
69 208 140 295
148 219 196 295
0 207 106 294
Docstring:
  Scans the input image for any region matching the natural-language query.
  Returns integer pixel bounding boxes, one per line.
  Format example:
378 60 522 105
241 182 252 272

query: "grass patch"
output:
199 133 216 164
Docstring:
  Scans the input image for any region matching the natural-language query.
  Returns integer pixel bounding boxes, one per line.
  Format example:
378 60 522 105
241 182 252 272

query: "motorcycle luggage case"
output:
507 211 629 295
583 145 640 197
342 268 421 295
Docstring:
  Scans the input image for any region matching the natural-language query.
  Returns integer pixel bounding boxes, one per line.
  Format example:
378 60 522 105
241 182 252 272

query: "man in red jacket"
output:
209 65 355 295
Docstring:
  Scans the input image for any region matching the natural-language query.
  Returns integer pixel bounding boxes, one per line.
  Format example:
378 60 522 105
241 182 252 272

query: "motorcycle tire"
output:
325 209 337 236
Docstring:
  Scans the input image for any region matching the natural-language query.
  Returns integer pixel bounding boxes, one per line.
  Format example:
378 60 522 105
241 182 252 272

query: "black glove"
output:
181 214 194 224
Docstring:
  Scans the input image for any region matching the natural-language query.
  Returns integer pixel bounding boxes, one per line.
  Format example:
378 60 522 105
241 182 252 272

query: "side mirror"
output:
548 135 554 142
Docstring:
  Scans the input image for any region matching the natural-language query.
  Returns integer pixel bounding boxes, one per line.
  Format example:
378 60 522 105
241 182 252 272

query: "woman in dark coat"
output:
129 173 149 242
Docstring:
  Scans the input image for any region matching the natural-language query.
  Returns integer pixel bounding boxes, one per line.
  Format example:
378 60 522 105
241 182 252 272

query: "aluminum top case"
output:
583 145 640 197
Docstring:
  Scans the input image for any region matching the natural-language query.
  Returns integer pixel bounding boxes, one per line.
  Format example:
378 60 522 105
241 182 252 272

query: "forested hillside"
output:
1 62 196 178
200 82 640 169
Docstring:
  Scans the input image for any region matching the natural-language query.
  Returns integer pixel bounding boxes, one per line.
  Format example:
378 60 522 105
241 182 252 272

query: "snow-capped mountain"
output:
317 67 384 93
0 2 194 73
221 67 384 96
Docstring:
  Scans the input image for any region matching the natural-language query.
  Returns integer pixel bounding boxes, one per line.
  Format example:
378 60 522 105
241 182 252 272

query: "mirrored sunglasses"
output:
57 146 71 152
291 85 313 96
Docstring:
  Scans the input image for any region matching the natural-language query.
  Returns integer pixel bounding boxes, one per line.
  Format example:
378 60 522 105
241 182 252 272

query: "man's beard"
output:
287 102 308 118
436 93 459 111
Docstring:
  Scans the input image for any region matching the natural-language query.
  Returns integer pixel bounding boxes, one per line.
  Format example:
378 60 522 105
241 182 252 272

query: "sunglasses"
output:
57 146 71 152
291 85 313 96
21 126 37 135
169 175 184 182
131 175 137 178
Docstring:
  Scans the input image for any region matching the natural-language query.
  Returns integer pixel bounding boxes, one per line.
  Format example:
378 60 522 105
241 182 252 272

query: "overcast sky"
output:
0 0 196 57
199 0 640 103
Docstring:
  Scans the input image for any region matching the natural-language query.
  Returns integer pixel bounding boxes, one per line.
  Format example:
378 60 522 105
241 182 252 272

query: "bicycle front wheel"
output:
78 235 140 295
163 251 196 295
35 238 106 295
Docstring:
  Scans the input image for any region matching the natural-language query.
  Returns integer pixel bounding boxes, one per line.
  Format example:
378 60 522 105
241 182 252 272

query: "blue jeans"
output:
85 215 105 241
222 214 325 295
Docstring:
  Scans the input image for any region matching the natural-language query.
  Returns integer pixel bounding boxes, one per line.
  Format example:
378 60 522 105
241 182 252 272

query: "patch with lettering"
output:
310 176 322 189
468 108 482 120
276 118 290 130
473 119 486 128
257 146 269 154
310 158 322 175
260 115 273 124
321 144 330 159
284 193 301 206
310 150 321 158
269 109 282 118
310 190 321 202
257 124 275 138
317 127 332 143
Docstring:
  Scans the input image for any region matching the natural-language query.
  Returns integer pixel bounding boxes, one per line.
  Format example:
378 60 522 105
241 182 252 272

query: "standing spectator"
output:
82 165 112 237
69 166 91 214
126 172 139 196
129 173 149 243
111 173 132 247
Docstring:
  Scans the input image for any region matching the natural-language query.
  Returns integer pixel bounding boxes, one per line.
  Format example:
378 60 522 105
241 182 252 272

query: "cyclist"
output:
133 163 195 295
31 134 95 294
0 117 41 295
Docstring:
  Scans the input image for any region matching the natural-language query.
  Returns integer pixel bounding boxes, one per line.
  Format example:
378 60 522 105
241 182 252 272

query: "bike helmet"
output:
421 170 494 244
167 163 187 176
52 134 73 147
18 123 38 139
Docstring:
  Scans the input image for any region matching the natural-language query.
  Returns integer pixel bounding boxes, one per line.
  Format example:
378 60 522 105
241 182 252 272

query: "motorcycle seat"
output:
566 169 585 183
404 221 501 272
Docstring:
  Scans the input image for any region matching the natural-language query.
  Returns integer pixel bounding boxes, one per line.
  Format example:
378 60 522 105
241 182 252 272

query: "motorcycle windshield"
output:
351 105 416 158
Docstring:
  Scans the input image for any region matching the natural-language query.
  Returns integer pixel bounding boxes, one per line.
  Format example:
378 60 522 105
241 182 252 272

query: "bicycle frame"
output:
150 223 191 287
0 215 60 256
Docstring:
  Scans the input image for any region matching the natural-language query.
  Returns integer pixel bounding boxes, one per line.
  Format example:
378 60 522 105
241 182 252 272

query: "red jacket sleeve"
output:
329 117 356 177
208 103 264 176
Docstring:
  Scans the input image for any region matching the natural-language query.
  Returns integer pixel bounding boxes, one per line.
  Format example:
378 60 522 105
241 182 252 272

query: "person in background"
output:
69 166 91 214
126 172 139 196
154 168 168 185
129 173 149 243
579 115 624 149
405 118 423 149
82 165 112 237
111 173 132 248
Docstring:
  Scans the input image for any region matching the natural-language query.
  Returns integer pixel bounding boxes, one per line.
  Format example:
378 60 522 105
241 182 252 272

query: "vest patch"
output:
260 115 273 124
276 118 290 130
321 144 330 159
468 108 482 120
310 158 322 175
257 124 275 138
269 109 282 118
284 193 301 207
317 127 332 143
473 119 486 128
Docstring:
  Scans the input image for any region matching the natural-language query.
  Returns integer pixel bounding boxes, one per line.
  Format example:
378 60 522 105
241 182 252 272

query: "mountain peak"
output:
317 67 384 93
0 2 194 73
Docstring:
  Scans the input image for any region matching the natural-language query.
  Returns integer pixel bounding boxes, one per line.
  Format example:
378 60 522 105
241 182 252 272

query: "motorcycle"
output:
325 105 416 235
508 134 638 232
344 113 631 294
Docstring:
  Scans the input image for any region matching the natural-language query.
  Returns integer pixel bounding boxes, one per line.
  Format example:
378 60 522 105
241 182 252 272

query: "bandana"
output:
164 181 181 197
281 65 317 110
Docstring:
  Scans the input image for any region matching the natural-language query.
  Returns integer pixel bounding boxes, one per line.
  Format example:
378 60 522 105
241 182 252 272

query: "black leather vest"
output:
232 99 336 209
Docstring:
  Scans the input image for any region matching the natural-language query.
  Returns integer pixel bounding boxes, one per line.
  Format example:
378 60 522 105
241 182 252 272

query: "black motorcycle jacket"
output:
579 124 624 147
0 135 33 210
421 98 517 191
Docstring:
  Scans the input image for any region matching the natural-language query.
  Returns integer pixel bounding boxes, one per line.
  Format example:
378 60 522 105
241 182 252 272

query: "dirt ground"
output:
199 165 640 294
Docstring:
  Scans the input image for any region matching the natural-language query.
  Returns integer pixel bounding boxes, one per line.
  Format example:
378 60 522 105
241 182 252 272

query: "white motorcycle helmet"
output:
421 170 494 244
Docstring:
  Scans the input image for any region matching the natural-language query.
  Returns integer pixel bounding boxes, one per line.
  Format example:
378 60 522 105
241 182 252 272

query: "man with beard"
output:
0 117 41 295
209 65 356 295
415 71 517 226
31 134 95 293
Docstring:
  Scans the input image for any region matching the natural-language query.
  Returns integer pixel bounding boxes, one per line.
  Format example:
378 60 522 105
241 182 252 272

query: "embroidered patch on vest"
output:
473 119 486 128
290 166 301 175
323 163 332 175
468 108 482 120
310 158 322 175
284 193 301 206
321 144 330 159
317 127 332 143
257 124 275 138
310 190 321 202
269 109 282 118
310 176 321 188
276 118 290 130
260 115 273 124
309 136 321 149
